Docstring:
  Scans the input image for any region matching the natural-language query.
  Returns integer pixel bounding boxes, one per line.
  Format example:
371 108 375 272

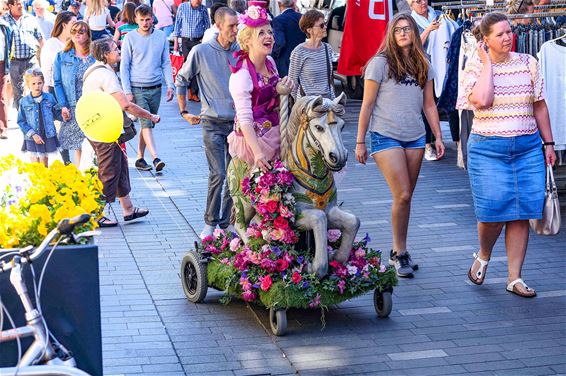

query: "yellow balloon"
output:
76 92 123 143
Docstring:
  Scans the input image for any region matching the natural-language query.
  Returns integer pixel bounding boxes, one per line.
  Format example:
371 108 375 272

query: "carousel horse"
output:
280 93 360 279
228 93 359 279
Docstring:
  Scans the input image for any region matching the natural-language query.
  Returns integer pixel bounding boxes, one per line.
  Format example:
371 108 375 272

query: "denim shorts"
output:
369 132 426 156
131 85 162 129
467 131 545 223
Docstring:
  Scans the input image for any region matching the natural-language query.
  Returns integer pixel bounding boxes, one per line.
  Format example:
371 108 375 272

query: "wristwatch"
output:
180 110 189 116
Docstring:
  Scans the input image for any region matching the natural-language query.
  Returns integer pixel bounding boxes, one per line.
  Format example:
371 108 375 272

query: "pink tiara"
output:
239 5 270 27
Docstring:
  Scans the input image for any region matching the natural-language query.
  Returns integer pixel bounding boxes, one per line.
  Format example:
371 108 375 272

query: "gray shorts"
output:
131 85 162 129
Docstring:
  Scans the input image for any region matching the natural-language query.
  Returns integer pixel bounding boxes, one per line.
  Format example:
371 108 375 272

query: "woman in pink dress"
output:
227 3 293 173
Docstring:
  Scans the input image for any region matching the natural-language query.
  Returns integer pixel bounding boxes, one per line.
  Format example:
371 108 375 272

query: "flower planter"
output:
0 241 102 376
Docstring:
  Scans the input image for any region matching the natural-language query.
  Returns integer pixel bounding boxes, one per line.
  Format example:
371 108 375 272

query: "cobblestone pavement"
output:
1 92 565 376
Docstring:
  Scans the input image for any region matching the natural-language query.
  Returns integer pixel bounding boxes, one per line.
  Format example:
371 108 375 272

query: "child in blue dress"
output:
18 69 64 167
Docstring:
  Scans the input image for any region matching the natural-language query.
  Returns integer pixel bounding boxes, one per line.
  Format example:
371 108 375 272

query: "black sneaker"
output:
153 158 165 172
388 251 414 278
135 158 152 171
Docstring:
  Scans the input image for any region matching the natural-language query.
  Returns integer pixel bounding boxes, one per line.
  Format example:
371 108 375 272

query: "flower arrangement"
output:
239 4 270 27
202 161 397 309
0 155 105 248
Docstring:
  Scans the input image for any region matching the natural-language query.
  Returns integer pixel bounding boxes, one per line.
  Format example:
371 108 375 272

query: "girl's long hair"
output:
51 11 75 38
120 2 136 24
373 13 429 88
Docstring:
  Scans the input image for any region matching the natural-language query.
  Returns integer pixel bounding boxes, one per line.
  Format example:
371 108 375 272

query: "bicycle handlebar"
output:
0 214 92 273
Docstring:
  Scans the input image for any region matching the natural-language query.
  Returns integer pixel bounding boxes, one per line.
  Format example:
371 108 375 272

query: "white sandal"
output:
506 278 536 298
467 252 489 285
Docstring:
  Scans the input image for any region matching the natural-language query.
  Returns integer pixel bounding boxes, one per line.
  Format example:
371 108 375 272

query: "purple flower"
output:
302 280 310 289
297 256 304 264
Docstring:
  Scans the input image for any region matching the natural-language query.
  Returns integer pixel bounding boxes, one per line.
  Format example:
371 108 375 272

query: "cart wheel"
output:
269 308 287 336
374 289 392 318
180 251 208 303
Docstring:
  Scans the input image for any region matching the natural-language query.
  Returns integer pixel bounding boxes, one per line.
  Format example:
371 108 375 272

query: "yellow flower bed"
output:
0 155 105 248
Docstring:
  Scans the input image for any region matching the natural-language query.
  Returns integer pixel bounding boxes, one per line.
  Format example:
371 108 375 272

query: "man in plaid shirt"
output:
3 0 43 109
172 0 209 60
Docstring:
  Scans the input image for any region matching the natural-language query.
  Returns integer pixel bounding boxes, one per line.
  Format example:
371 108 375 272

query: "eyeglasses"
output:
314 23 326 29
71 28 87 35
393 26 413 35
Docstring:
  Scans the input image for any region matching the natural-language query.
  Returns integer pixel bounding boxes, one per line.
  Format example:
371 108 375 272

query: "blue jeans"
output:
202 119 233 228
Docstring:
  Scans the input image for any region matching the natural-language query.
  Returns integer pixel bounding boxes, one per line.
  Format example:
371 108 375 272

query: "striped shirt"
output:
456 52 544 137
173 3 210 39
288 42 335 100
3 13 42 59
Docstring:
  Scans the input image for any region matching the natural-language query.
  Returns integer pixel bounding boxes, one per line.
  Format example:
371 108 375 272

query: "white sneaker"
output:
424 145 438 161
199 224 215 239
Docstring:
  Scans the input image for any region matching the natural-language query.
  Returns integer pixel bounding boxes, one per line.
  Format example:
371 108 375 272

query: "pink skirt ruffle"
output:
228 125 281 168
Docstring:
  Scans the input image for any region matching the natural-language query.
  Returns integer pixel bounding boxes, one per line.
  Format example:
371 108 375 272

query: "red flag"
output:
337 0 393 76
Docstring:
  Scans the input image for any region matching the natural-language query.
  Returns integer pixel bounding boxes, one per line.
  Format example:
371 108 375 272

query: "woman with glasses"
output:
53 21 95 168
288 9 335 100
355 13 444 278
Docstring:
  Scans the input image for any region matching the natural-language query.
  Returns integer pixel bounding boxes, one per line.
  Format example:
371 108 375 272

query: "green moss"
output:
207 260 398 310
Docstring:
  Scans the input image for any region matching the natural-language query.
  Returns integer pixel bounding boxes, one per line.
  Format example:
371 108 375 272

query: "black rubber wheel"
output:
342 75 364 100
374 289 393 318
269 308 287 336
180 251 208 303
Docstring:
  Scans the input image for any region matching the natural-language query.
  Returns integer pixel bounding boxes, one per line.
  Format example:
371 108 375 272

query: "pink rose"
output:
242 290 257 301
292 271 302 284
276 258 289 272
327 229 342 242
260 275 272 291
354 248 366 258
213 228 225 239
273 216 289 230
229 237 241 252
266 200 278 213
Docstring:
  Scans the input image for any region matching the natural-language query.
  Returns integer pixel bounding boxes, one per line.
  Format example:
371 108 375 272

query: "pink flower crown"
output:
239 5 271 27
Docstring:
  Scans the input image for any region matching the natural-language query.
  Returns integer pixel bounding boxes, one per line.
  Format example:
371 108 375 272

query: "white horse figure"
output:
280 93 360 279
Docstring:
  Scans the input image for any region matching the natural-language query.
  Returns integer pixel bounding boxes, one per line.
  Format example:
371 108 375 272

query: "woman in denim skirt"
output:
456 12 556 298
355 13 445 279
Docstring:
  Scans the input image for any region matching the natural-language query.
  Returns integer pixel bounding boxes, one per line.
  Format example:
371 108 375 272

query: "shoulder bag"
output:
529 164 561 235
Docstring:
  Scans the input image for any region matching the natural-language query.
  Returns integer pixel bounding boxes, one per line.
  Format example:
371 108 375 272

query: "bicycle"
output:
0 214 96 376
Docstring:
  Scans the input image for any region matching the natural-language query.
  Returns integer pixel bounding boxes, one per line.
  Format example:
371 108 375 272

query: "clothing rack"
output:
441 3 565 11
434 0 565 6
506 10 566 19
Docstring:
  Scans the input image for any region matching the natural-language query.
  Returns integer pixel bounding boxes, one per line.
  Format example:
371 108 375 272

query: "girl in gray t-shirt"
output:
354 13 445 279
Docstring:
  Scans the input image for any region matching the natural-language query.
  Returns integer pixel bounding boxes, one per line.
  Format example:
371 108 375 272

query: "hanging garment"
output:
538 39 566 150
437 21 471 113
426 15 459 97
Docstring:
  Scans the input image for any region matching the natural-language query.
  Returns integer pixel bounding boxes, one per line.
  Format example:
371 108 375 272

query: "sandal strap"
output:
472 252 489 279
507 278 532 291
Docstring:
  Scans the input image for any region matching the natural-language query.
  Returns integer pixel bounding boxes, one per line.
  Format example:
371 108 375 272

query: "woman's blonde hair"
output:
237 25 265 53
369 13 429 88
63 21 92 54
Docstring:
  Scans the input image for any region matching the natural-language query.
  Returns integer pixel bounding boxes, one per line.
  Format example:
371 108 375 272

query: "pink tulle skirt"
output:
228 125 281 168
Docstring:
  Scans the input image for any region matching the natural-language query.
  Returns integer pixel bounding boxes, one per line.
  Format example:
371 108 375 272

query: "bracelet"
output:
356 141 365 144
180 110 189 116
543 141 555 146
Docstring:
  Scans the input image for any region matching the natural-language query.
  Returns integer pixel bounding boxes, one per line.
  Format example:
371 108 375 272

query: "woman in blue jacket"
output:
53 20 95 167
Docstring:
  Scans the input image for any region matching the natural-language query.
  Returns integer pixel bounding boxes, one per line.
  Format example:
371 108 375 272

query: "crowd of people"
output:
0 0 557 297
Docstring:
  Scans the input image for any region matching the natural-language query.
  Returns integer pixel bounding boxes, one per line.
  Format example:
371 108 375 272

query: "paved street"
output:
1 91 565 376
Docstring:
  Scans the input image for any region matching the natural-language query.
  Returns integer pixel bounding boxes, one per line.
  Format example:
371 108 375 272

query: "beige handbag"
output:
529 165 561 235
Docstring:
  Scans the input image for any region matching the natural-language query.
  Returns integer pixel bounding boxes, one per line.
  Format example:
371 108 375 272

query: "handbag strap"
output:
324 43 332 92
546 164 557 193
